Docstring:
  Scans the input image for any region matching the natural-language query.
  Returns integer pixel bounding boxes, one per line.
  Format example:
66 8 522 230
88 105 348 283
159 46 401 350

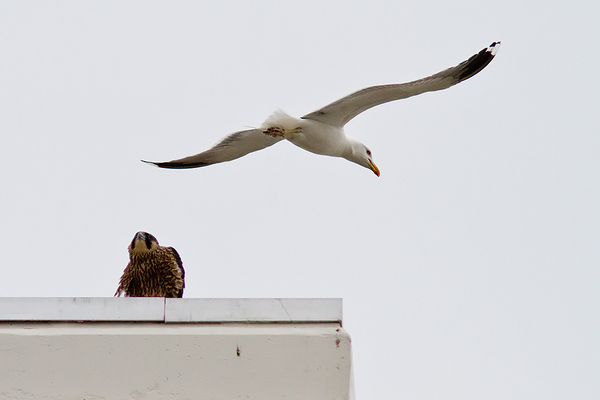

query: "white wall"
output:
0 298 354 400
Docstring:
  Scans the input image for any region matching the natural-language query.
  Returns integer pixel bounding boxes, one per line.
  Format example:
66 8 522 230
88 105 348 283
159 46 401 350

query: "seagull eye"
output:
366 149 372 156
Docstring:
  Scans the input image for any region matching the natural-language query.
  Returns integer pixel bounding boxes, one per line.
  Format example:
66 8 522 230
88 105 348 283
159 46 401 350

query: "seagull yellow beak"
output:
368 160 380 177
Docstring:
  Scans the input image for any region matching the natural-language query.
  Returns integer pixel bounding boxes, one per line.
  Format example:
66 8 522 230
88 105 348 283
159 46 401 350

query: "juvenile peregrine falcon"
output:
115 231 185 298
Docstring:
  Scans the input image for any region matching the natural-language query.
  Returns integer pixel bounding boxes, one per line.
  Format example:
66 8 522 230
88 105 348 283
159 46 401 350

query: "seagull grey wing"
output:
142 128 283 169
302 42 500 127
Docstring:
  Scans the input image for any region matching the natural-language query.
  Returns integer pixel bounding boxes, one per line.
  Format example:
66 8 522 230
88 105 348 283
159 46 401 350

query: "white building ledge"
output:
0 298 354 400
0 297 342 322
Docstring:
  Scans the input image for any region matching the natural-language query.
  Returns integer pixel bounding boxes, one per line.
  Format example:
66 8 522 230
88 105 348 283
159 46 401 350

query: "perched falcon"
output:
115 231 185 298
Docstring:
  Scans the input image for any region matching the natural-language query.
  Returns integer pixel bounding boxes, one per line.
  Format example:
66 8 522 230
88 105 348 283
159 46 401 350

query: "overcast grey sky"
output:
1 1 599 399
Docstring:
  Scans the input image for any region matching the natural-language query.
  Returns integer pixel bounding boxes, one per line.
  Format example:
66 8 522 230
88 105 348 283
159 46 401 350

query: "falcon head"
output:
129 231 159 254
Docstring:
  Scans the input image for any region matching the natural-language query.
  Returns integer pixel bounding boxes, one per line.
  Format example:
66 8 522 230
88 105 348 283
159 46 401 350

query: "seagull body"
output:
261 110 371 170
144 42 500 176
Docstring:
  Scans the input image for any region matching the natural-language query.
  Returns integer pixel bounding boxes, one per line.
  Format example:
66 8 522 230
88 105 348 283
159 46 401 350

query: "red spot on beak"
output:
369 160 380 177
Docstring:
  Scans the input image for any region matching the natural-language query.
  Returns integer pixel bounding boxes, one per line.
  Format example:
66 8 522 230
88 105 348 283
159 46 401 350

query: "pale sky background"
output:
1 1 599 399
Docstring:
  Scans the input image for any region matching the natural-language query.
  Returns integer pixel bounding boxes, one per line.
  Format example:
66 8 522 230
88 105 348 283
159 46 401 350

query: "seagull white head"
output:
343 138 380 177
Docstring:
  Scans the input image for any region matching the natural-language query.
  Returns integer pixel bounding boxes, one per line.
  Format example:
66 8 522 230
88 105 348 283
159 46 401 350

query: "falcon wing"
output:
302 42 500 128
143 128 283 169
168 246 185 298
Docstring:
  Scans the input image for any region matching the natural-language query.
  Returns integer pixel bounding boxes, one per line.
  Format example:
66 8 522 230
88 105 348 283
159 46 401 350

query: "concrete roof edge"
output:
0 297 343 323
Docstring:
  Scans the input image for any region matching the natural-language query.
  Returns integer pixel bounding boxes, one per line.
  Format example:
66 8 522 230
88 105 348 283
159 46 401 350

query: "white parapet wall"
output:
0 298 354 400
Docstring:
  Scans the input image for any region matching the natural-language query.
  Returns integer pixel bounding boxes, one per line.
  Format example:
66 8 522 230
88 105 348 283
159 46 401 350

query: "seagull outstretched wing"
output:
143 128 283 169
302 42 500 127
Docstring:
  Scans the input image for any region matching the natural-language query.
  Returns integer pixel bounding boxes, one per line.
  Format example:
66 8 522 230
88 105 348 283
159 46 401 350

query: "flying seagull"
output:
115 231 185 298
143 42 500 176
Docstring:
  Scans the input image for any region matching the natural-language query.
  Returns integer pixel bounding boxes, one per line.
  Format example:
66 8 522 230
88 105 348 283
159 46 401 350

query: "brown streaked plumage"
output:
115 231 185 298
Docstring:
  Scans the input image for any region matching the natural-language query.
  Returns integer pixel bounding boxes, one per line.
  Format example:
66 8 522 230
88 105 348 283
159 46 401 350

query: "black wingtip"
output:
141 158 211 169
458 41 501 82
141 159 160 168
